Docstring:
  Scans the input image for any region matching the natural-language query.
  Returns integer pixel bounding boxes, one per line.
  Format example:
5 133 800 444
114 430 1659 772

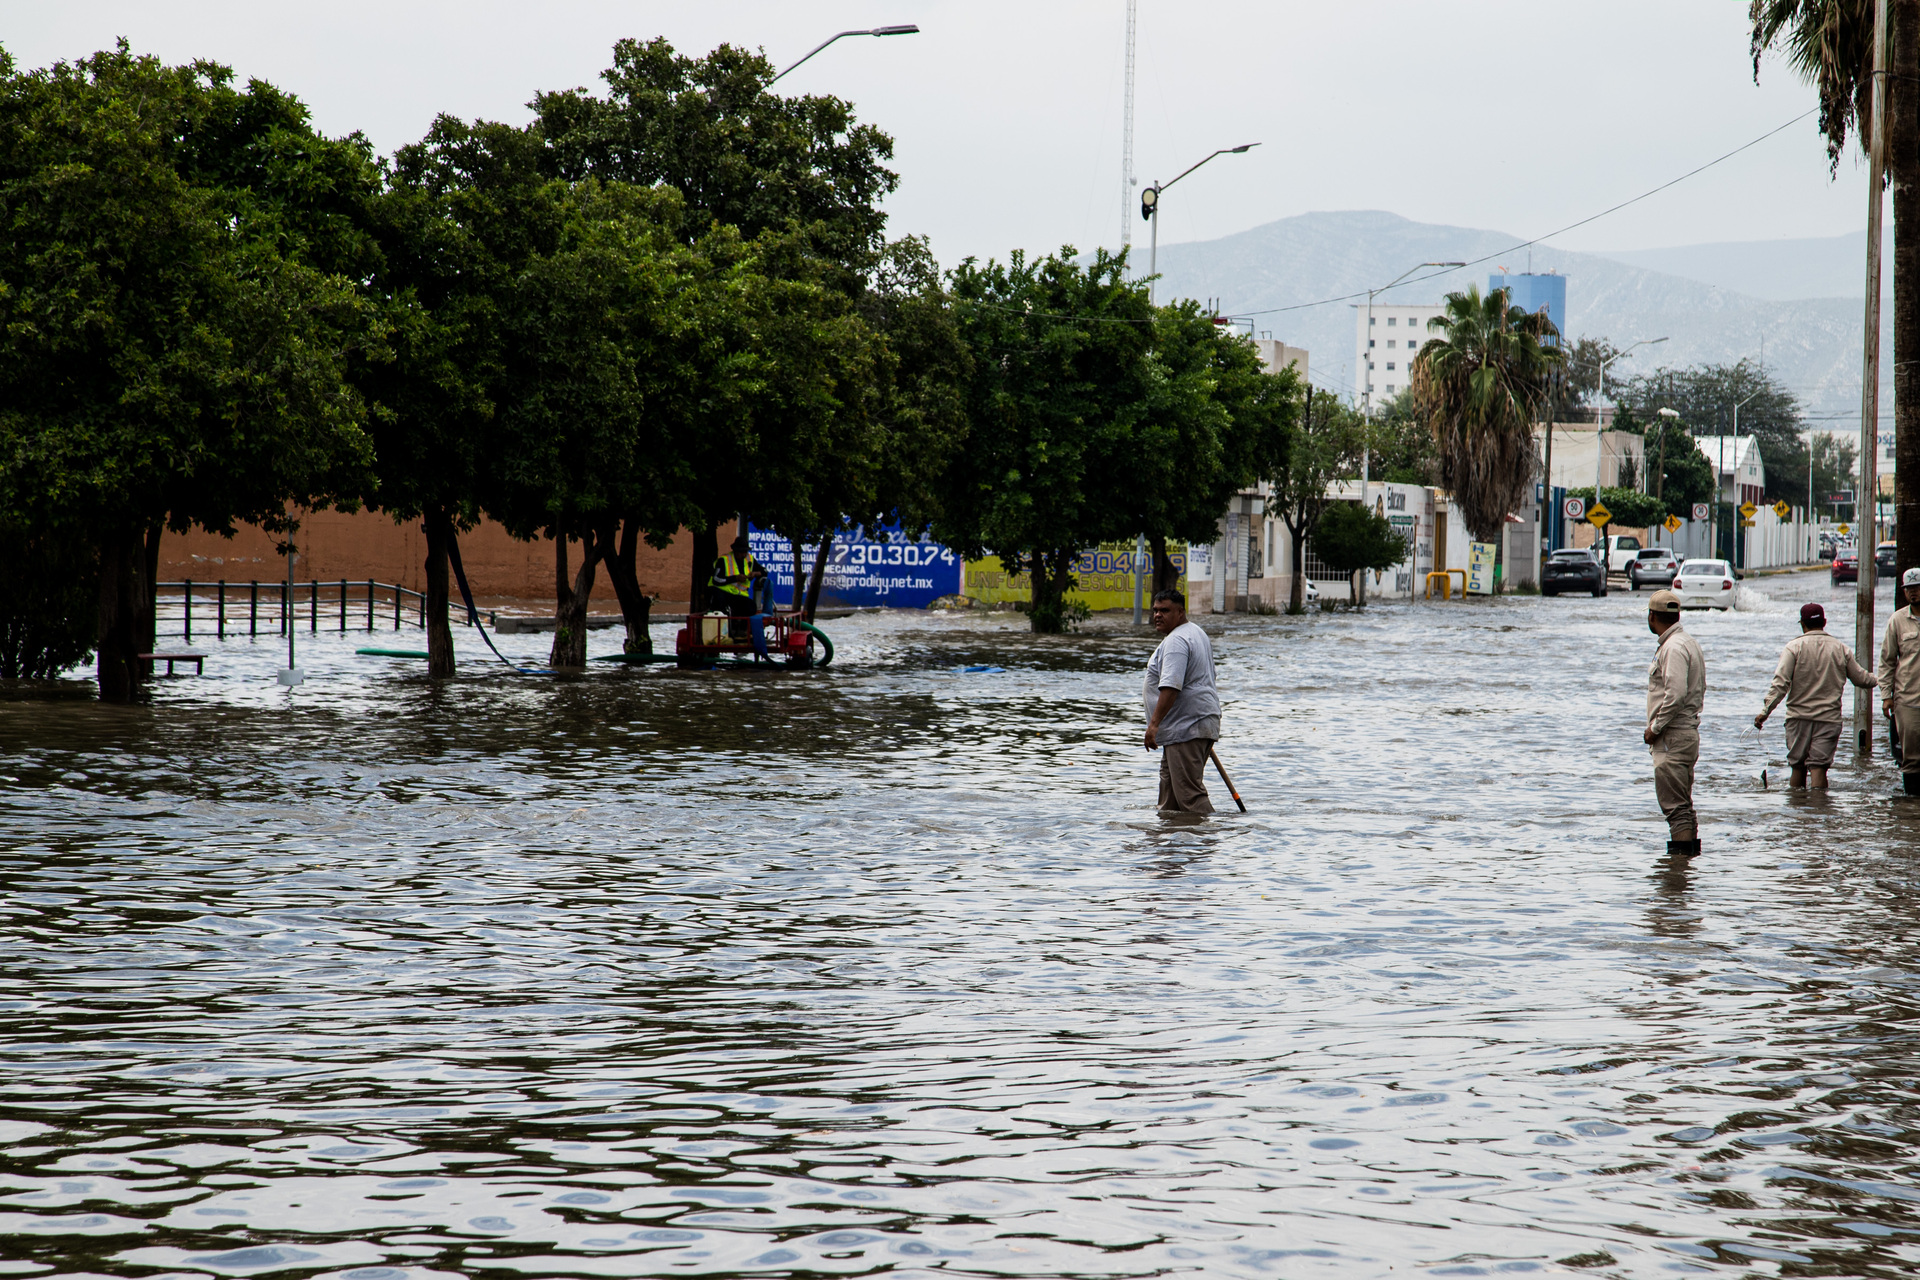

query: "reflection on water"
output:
8 576 1920 1276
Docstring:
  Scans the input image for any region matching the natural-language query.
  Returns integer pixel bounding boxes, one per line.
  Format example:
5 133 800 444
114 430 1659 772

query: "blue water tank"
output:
1491 273 1566 344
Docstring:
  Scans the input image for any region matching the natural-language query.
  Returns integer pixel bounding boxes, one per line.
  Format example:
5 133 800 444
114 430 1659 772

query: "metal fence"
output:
154 580 497 641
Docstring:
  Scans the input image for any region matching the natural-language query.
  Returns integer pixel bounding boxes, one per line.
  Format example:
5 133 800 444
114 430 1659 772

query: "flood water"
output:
8 572 1920 1278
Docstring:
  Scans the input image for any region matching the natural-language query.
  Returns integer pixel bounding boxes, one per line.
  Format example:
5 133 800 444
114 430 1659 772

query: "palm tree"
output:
1408 285 1564 544
1749 0 1916 579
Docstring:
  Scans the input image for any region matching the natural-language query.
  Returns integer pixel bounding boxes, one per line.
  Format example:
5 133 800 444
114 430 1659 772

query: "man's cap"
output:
731 533 750 547
1800 602 1826 625
1647 589 1682 615
1905 567 1920 587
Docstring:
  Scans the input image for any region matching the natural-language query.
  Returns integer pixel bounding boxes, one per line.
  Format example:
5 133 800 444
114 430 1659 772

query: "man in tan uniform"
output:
1880 567 1920 794
1754 601 1876 788
1645 589 1706 857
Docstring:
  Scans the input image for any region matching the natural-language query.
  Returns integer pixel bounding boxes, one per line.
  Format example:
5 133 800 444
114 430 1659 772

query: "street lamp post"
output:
1138 144 1259 304
1729 389 1761 572
769 25 920 83
1591 337 1666 562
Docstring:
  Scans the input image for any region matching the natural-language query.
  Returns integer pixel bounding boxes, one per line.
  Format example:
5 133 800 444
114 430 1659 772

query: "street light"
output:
1138 144 1259 304
1651 406 1680 501
770 25 920 84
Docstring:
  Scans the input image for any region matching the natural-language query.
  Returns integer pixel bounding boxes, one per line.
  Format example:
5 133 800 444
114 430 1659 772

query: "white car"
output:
1672 558 1736 610
1599 534 1645 574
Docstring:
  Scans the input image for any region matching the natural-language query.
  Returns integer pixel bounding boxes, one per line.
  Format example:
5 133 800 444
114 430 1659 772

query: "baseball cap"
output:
1905 567 1920 587
1648 589 1681 615
1800 602 1826 626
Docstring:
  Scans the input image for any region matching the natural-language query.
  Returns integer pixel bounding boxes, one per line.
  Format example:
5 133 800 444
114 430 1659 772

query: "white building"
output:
1691 435 1766 506
1253 338 1308 381
1352 303 1444 405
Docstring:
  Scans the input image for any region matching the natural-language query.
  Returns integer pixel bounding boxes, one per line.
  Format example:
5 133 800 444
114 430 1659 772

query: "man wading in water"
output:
1753 601 1875 789
1644 589 1706 857
1143 588 1221 814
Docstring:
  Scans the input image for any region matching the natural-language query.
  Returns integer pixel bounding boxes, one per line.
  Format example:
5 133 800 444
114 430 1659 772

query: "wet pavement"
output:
6 570 1920 1278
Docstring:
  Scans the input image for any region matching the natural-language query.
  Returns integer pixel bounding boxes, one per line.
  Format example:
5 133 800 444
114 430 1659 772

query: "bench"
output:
137 652 206 676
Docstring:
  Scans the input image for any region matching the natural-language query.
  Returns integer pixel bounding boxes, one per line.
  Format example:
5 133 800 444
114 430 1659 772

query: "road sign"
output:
1562 496 1585 520
1740 518 1756 528
1772 499 1792 520
1663 514 1683 534
1692 503 1710 521
1739 501 1758 520
1839 522 1852 535
1586 501 1612 526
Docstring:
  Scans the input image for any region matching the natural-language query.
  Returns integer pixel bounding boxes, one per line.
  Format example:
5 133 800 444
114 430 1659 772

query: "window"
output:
1386 384 1396 393
1369 316 1376 326
1385 362 1395 371
1369 338 1375 347
1387 316 1397 326
1367 361 1375 370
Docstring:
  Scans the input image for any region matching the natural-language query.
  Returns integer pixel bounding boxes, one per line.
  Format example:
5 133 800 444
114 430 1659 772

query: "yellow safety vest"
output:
713 553 758 587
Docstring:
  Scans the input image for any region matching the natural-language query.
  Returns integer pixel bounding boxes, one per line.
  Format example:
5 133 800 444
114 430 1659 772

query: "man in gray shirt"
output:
1144 588 1222 813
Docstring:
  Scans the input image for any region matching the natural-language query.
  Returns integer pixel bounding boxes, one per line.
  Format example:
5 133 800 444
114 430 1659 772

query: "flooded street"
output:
10 571 1920 1278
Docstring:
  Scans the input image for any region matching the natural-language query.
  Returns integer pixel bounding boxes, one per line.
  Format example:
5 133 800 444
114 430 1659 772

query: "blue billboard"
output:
747 524 963 610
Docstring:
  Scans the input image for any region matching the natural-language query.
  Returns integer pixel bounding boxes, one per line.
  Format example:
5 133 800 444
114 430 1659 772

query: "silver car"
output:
1627 546 1679 590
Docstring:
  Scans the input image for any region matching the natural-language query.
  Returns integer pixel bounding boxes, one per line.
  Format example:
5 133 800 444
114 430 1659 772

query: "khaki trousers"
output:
1651 726 1699 841
1158 739 1216 813
1783 718 1842 769
1896 704 1920 776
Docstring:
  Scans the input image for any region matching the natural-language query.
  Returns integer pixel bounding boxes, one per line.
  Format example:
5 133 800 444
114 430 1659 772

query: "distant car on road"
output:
1673 558 1736 610
1877 541 1897 578
1597 534 1644 574
1627 547 1679 590
1542 548 1607 597
1832 545 1859 586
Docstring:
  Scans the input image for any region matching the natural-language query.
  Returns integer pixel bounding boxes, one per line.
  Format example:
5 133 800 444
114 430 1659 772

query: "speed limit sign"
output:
1692 503 1709 521
1562 496 1586 520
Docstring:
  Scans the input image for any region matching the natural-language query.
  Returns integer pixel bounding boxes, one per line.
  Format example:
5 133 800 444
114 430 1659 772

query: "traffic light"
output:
1140 185 1158 221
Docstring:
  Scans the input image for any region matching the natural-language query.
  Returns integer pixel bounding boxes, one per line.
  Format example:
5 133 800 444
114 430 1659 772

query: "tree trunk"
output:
601 517 653 655
423 507 455 678
1029 549 1073 633
1895 0 1920 583
94 527 145 701
141 520 162 655
1287 519 1308 612
690 526 718 616
1149 533 1180 597
550 530 601 669
804 534 833 622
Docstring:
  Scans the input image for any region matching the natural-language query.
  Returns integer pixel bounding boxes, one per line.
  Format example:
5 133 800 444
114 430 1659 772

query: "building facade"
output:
1352 302 1444 404
1490 271 1566 340
1691 435 1766 506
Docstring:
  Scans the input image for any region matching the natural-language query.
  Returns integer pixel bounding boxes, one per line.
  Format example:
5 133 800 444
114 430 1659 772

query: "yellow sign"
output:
963 542 1185 612
1772 499 1792 520
1586 501 1612 526
1739 501 1758 519
1839 523 1852 535
1740 518 1756 528
1662 514 1683 534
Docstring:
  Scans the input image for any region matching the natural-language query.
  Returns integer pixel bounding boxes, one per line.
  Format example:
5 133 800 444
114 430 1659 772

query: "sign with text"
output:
748 524 962 610
1562 496 1586 520
1466 541 1496 595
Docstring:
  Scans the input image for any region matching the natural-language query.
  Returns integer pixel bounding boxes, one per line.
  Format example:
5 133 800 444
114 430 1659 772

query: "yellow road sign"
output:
1739 501 1758 519
1586 501 1612 526
1839 523 1851 535
1740 518 1756 528
1662 514 1683 534
1772 499 1792 520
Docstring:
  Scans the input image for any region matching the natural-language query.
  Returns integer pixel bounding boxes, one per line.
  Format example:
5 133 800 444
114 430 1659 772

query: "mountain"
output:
1148 211 1881 422
1593 232 1869 302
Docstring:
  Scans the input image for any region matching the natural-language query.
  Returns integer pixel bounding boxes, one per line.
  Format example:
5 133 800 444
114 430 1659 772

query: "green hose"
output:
795 620 835 667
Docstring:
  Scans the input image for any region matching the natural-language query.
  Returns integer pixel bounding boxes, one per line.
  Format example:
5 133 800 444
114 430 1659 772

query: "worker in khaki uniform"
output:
1644 589 1706 857
1753 601 1875 789
1880 568 1920 794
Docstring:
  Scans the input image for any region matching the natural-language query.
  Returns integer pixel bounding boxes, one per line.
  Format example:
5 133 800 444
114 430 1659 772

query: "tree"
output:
938 248 1156 632
1750 0 1917 578
1563 486 1669 531
1409 285 1564 543
1271 388 1365 613
1312 501 1407 602
0 45 382 700
1367 389 1436 485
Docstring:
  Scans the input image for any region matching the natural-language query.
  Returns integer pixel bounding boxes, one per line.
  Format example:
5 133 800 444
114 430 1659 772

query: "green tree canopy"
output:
0 43 383 698
1312 501 1408 578
1271 388 1365 612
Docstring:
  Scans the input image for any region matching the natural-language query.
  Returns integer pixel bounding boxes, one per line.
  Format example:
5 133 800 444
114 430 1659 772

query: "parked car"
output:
1832 545 1859 586
1598 533 1644 574
1542 548 1607 597
1627 546 1679 590
1673 558 1737 610
1877 541 1897 578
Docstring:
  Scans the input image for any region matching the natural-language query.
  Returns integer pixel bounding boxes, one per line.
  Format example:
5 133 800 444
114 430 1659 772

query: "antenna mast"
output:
1121 0 1136 251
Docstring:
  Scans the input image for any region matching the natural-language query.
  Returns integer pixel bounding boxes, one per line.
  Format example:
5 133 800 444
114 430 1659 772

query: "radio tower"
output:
1120 0 1136 252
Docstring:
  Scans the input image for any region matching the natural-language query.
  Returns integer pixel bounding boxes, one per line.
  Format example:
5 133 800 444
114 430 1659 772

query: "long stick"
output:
1209 746 1247 813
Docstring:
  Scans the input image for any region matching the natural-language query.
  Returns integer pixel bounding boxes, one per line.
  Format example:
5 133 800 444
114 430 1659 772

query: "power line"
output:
1237 108 1821 319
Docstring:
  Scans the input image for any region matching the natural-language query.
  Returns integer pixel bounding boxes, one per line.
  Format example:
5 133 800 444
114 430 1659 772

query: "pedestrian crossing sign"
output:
1772 499 1792 520
1662 514 1683 533
1739 501 1758 519
1586 501 1612 526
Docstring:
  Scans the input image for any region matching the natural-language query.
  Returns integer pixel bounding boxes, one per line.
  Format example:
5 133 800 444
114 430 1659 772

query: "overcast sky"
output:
9 0 1874 284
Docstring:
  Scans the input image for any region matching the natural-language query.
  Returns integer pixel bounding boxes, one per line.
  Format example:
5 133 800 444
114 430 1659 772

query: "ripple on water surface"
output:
6 583 1920 1277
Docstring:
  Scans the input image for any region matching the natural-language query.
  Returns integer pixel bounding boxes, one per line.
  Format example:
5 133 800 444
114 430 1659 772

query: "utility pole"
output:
1857 0 1891 756
1121 0 1136 256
